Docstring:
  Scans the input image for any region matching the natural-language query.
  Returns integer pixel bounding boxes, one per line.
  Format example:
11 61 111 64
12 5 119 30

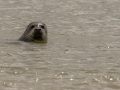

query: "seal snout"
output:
35 29 41 31
35 25 41 30
35 29 41 33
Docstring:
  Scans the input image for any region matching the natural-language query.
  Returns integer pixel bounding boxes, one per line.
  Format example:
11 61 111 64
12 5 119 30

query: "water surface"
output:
0 0 120 90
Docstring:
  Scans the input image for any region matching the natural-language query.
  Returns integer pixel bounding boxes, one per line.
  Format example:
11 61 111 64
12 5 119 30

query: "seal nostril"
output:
35 29 41 31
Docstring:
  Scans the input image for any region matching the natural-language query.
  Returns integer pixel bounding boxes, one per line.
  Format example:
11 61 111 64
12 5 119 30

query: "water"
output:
0 0 120 90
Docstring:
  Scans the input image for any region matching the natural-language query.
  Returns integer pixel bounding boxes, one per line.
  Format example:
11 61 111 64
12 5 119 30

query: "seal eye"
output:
30 25 35 29
41 25 45 29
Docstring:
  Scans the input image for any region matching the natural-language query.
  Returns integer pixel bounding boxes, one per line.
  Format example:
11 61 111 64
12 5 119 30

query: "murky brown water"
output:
0 0 120 90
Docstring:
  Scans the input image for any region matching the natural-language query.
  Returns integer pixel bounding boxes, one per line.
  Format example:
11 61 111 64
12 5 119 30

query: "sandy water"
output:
0 0 120 90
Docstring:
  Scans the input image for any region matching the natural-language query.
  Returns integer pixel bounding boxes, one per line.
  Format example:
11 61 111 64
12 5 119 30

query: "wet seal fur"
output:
18 22 47 43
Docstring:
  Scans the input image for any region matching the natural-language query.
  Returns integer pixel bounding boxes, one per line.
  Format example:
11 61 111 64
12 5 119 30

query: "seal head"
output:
18 22 47 43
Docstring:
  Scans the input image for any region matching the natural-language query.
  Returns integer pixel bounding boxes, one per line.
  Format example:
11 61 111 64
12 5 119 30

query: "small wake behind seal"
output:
18 22 47 43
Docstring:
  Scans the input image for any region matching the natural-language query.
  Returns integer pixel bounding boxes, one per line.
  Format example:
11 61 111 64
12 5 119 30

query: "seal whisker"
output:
42 35 47 43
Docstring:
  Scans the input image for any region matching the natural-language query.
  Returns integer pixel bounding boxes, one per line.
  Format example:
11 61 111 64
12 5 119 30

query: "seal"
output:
18 22 47 43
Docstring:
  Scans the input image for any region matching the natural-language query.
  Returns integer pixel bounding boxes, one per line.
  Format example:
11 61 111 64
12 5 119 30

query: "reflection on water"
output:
0 0 120 90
